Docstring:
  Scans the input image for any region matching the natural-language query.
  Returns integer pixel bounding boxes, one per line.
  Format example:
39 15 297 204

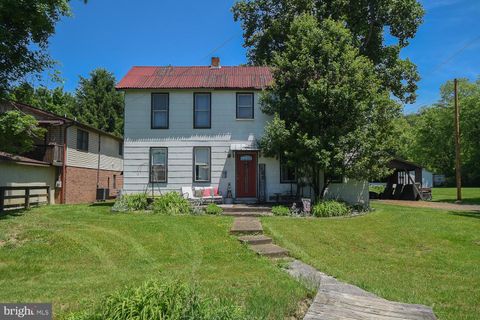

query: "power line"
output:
199 34 240 63
428 34 480 75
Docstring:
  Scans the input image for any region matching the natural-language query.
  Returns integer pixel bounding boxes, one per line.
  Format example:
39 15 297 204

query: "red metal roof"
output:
116 66 273 90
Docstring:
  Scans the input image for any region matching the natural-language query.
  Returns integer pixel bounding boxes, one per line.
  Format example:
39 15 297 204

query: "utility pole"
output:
454 78 462 203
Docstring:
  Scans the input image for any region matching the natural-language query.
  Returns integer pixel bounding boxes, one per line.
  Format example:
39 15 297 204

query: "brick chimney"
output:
211 57 221 68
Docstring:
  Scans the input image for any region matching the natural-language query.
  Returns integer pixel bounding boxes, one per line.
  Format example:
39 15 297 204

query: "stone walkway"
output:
377 199 480 211
228 213 437 320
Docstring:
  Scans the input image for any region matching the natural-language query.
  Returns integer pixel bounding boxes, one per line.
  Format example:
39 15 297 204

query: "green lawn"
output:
0 204 308 319
262 202 480 320
432 187 480 205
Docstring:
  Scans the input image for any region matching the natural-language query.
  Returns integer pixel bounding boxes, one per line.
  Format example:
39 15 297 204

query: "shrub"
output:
112 193 149 212
271 205 290 216
205 203 223 215
152 192 192 215
66 280 244 320
312 200 350 217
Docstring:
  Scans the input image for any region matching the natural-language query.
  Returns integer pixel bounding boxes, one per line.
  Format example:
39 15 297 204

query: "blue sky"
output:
44 0 480 113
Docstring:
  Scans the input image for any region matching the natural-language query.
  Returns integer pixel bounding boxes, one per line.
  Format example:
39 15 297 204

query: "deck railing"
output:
25 144 63 165
43 144 63 166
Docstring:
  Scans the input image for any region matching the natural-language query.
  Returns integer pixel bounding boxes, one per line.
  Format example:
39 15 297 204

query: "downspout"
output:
96 133 101 188
61 122 74 204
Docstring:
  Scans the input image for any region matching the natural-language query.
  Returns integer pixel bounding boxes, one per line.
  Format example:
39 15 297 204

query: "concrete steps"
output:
223 211 271 217
238 234 273 245
250 243 289 258
230 218 263 234
230 217 289 259
221 204 272 217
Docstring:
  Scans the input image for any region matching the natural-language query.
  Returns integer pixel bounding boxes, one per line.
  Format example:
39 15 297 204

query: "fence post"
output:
0 187 4 212
25 187 30 209
46 186 50 205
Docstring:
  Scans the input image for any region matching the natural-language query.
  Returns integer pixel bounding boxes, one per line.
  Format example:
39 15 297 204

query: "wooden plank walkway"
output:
287 260 436 320
229 217 436 319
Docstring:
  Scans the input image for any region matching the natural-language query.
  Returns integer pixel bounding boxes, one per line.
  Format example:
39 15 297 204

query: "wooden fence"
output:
0 186 50 211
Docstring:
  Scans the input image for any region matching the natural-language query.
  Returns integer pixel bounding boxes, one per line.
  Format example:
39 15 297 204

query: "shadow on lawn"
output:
434 197 480 205
89 202 114 208
0 208 28 220
449 210 480 219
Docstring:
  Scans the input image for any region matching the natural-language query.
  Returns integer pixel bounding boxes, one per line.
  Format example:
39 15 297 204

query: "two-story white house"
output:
117 58 368 205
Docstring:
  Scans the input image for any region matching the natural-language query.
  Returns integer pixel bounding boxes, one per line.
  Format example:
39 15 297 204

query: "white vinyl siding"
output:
122 89 369 205
66 126 123 171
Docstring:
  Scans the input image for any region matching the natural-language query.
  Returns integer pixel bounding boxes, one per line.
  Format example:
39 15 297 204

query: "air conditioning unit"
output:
96 188 109 201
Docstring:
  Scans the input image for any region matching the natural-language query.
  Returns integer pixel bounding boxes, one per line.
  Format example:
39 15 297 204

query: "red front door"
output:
235 152 257 198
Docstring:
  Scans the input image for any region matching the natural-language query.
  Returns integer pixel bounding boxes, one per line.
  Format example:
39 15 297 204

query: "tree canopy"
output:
7 69 124 137
0 0 73 96
259 15 401 198
232 0 424 103
0 110 46 154
8 82 75 117
397 78 480 186
73 68 124 136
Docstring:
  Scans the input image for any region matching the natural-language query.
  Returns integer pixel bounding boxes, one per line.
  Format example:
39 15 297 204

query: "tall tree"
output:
73 68 124 136
8 82 75 117
0 0 74 96
232 0 424 103
0 110 46 154
259 15 401 199
401 78 480 186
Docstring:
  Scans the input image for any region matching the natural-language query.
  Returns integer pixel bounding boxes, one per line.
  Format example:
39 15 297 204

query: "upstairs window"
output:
150 148 167 183
280 158 296 183
236 93 254 119
151 93 169 129
118 141 123 156
194 147 210 182
194 93 211 128
76 129 89 151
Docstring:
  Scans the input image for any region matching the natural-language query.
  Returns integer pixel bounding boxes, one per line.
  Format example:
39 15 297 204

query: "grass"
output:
0 204 308 319
432 187 480 205
262 202 480 320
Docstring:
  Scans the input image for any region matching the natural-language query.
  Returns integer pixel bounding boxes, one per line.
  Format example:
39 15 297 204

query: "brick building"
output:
0 101 123 204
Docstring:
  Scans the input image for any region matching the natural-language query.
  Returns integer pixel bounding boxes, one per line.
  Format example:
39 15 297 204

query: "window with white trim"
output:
150 148 167 182
194 147 210 182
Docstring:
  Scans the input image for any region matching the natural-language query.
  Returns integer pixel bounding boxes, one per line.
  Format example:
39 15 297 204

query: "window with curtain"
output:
76 129 89 151
151 93 169 128
194 93 211 128
150 148 167 182
236 93 254 119
194 147 210 182
280 158 296 183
